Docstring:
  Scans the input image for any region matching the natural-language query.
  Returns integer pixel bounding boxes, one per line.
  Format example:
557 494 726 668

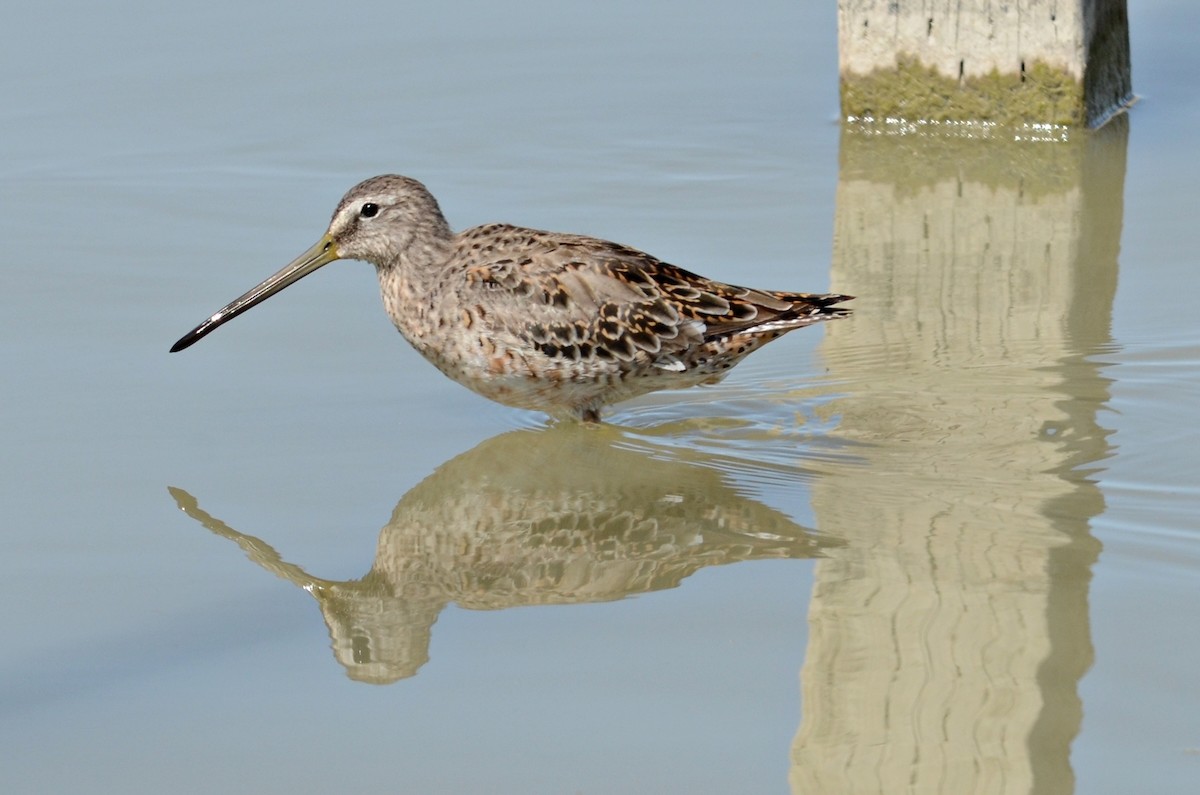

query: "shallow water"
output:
3 1 1199 793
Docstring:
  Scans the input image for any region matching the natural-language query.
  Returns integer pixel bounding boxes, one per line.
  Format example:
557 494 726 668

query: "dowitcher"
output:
171 175 852 421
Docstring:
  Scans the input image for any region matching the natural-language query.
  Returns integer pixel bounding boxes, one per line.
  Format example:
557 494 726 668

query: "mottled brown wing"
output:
456 223 850 367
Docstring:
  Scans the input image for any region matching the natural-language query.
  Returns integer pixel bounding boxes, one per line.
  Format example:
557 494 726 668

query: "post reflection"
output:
793 122 1125 793
171 425 826 685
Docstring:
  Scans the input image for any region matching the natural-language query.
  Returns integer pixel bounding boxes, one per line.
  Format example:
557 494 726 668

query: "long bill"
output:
170 234 341 352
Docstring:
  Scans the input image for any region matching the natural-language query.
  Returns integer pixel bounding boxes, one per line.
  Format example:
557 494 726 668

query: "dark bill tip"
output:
169 327 205 353
169 310 230 352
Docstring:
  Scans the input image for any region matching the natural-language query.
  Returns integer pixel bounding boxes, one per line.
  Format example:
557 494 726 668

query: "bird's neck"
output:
376 217 455 289
374 234 455 347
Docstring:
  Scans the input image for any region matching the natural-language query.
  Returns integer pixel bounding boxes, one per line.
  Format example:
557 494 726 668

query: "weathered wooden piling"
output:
838 0 1133 128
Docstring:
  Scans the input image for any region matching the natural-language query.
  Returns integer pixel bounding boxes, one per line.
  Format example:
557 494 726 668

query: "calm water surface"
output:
2 1 1198 793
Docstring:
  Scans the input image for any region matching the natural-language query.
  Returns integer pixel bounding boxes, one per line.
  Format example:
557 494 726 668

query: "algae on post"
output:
841 55 1086 128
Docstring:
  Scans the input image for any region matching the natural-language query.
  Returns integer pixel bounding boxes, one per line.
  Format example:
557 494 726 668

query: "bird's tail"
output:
776 291 854 322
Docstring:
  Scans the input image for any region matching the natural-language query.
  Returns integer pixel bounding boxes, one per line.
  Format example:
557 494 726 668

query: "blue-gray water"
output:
2 2 1198 793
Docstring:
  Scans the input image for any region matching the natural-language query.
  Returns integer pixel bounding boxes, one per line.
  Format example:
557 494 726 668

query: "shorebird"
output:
170 175 851 421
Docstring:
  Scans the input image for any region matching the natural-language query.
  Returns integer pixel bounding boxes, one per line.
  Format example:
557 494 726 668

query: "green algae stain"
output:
841 55 1086 128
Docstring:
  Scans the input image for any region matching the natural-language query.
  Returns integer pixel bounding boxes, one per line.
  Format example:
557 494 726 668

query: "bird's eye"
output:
360 203 380 219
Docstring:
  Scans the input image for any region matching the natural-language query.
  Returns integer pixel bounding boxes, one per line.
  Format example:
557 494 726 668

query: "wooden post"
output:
838 0 1133 128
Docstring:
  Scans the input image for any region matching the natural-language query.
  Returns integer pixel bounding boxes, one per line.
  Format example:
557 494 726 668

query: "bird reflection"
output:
170 426 826 684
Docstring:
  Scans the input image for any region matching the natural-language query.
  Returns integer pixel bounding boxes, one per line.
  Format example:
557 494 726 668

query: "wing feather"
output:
453 224 850 367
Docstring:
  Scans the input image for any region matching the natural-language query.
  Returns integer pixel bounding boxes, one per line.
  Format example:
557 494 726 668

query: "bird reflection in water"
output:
170 426 828 684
